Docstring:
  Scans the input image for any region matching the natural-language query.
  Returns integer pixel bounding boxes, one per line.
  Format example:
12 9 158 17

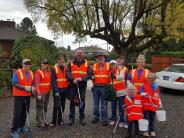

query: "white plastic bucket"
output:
156 110 166 122
138 119 148 131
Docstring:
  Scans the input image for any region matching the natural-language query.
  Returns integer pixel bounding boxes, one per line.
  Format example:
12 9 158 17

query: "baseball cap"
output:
22 59 31 64
96 51 106 57
110 60 117 64
42 59 49 64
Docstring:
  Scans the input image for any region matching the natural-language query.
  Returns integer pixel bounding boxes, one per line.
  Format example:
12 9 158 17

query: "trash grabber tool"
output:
24 98 32 138
148 94 154 107
112 115 120 138
58 94 68 128
41 98 50 130
76 83 83 109
131 57 134 70
112 105 127 137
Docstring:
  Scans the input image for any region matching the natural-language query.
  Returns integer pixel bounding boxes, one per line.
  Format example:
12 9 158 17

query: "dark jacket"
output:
66 57 92 87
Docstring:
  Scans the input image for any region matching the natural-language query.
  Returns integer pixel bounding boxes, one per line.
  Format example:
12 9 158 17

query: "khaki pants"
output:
36 92 50 126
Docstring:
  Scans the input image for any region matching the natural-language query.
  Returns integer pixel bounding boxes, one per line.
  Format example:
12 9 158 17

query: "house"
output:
0 20 29 64
75 46 108 57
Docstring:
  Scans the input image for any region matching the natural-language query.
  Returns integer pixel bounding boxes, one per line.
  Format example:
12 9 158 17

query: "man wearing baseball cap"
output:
11 58 35 137
91 51 110 126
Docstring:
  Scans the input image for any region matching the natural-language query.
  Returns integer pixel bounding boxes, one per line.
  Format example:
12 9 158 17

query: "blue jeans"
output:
92 86 107 122
69 85 86 120
111 96 125 123
144 110 156 132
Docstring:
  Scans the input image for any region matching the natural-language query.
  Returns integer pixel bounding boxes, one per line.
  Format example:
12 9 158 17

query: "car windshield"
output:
164 65 184 73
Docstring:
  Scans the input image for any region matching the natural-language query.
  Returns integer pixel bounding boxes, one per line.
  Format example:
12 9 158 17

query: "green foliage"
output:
150 51 184 57
57 46 74 61
17 17 37 35
11 36 58 68
0 61 12 97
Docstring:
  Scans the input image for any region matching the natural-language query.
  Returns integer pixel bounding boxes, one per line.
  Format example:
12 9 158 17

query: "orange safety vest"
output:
124 94 143 121
13 69 33 96
52 66 68 88
35 69 51 93
130 68 150 92
142 83 160 112
111 67 127 97
92 62 110 85
71 60 88 78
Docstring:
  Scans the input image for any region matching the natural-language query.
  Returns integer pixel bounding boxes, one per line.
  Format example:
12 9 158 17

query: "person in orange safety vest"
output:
140 73 161 137
34 59 51 127
49 56 69 126
66 49 91 126
109 59 129 128
91 51 110 126
124 84 143 138
130 55 150 93
11 59 35 138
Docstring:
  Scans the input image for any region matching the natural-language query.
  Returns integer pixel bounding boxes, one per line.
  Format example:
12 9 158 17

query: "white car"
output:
156 64 184 91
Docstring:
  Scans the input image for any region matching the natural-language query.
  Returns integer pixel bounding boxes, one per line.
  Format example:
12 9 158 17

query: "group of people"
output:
11 49 162 138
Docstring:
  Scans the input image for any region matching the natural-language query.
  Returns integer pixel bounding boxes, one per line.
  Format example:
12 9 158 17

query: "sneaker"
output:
19 127 29 133
92 118 99 123
79 119 86 126
68 119 75 126
102 121 108 126
143 132 150 137
11 131 20 138
124 124 128 129
49 122 56 127
109 120 116 126
118 122 124 128
36 123 45 127
150 131 156 137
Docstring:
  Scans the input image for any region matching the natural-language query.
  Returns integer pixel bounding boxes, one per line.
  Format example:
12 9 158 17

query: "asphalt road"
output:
0 87 184 138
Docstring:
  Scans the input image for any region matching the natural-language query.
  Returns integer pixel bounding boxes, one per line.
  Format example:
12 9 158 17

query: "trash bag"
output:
74 95 79 106
104 85 117 101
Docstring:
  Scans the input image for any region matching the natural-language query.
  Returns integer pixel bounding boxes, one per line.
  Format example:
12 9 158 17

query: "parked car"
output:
156 64 184 91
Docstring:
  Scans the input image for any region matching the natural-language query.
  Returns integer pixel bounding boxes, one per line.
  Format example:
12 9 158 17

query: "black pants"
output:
51 88 67 124
11 96 30 132
69 85 86 120
127 120 139 136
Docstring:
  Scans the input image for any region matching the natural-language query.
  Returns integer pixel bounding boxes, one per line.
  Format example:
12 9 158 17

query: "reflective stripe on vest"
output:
39 83 50 86
142 83 160 112
18 69 33 80
125 94 143 121
36 69 51 93
131 69 148 79
13 69 33 96
52 65 68 88
71 60 88 78
37 69 44 78
92 62 110 84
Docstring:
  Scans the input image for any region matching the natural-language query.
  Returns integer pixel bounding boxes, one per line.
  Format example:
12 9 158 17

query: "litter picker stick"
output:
148 94 154 107
76 83 83 108
112 116 120 135
24 98 32 138
41 98 49 126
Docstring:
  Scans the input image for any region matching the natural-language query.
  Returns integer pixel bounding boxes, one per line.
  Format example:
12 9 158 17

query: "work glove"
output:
24 86 32 92
55 92 60 97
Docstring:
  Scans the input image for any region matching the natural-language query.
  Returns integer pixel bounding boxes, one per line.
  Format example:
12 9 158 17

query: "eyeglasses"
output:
24 62 31 65
42 62 48 64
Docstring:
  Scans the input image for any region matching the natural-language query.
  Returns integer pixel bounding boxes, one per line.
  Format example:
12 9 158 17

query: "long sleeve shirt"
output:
34 69 51 95
51 65 65 93
66 58 92 87
12 71 30 86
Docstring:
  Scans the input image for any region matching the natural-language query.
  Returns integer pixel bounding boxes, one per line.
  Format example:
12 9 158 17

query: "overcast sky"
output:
0 0 111 50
